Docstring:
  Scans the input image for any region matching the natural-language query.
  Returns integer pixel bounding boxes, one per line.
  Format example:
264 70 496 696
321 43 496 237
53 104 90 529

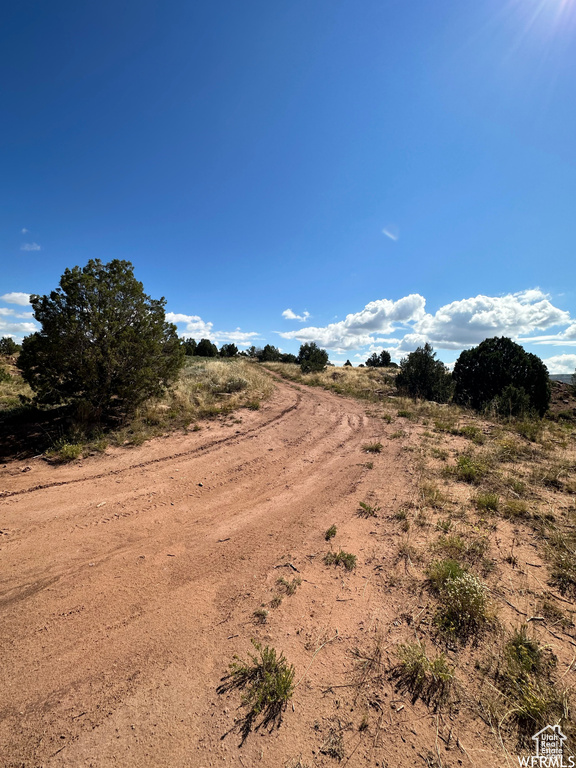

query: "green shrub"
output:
434 571 490 640
298 342 329 373
324 550 357 571
324 524 337 541
217 640 295 738
474 493 499 513
395 343 452 403
453 337 550 416
363 442 383 453
358 500 380 517
393 641 454 710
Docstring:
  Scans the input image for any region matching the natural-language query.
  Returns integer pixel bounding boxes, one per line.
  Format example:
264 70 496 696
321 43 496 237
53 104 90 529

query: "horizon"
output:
2 1 575 374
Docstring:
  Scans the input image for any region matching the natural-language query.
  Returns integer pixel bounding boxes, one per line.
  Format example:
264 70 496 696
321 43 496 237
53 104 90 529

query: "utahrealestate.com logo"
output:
518 725 574 767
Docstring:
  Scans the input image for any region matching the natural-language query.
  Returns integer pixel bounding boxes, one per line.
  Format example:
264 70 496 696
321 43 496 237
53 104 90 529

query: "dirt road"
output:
1 376 415 767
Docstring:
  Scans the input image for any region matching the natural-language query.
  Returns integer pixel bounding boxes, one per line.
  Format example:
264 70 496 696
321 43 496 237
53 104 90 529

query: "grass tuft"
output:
324 550 357 571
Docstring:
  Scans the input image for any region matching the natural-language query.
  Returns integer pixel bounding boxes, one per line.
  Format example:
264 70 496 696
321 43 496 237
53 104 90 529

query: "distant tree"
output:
262 344 283 362
220 343 238 358
18 259 184 420
344 360 352 367
196 338 219 357
246 345 257 358
182 338 197 356
297 342 329 373
280 352 297 364
365 350 391 368
358 363 365 368
0 337 19 356
452 337 550 416
395 343 452 402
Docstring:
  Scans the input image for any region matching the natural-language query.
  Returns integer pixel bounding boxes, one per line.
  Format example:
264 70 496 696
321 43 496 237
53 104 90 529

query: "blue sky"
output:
2 0 576 371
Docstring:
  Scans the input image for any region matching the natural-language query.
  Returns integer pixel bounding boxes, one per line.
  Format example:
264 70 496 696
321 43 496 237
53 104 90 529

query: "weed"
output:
363 442 383 454
358 500 380 518
253 607 269 624
513 417 543 443
381 413 393 423
390 430 405 439
393 641 455 710
433 534 489 565
431 447 449 461
276 576 301 596
324 524 337 541
494 627 565 744
397 409 413 419
358 714 369 731
54 442 83 462
435 570 490 640
459 424 485 445
436 518 452 533
426 559 468 594
502 499 530 520
320 723 345 760
447 454 487 484
324 550 357 571
420 482 446 509
474 493 499 513
397 540 417 566
217 640 295 741
246 400 261 410
363 461 374 469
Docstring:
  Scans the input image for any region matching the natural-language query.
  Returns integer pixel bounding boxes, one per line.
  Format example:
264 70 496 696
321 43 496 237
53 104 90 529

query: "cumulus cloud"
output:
1 292 31 306
410 290 570 350
0 319 38 340
277 289 574 356
20 242 41 252
166 312 261 348
541 354 576 375
282 309 310 322
279 295 426 352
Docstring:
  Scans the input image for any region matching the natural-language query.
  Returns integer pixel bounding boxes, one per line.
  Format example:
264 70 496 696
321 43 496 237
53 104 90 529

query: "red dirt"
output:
0 377 538 767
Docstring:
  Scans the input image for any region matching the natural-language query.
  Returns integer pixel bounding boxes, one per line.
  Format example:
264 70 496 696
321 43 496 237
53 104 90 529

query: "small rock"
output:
198 482 203 487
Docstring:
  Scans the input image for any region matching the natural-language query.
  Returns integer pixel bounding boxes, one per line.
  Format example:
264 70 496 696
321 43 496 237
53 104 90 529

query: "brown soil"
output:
0 376 572 767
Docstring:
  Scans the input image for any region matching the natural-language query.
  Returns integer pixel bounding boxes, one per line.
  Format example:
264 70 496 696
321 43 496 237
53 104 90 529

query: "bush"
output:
366 350 391 367
195 338 219 357
220 343 238 358
452 337 550 416
0 364 10 383
395 343 452 402
17 259 184 421
324 550 357 570
344 359 352 367
297 342 329 373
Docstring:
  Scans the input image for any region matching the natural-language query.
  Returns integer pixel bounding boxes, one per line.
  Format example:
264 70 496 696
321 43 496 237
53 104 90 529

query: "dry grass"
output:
3 357 275 461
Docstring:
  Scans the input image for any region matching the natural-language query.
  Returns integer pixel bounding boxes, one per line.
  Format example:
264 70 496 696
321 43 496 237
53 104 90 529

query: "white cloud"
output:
382 225 399 241
21 242 41 252
282 309 310 322
541 354 576 375
410 290 570 350
277 289 574 357
279 294 426 352
21 228 28 234
166 312 260 348
1 292 31 306
0 319 38 340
